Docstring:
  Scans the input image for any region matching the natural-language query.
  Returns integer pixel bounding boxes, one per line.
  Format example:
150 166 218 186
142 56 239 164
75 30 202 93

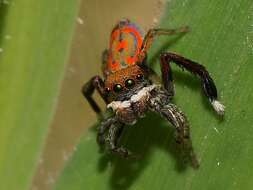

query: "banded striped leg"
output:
98 116 131 158
151 101 199 168
106 122 132 158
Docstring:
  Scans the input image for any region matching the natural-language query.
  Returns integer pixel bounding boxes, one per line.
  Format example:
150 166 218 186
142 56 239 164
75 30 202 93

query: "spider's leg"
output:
101 49 110 76
150 100 199 168
106 121 132 158
138 26 189 62
82 75 108 116
102 49 109 66
160 52 225 115
97 116 118 145
160 55 175 96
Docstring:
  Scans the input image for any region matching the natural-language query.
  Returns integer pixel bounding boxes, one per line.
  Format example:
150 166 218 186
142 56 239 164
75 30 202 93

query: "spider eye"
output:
125 79 135 88
136 74 143 80
113 84 123 93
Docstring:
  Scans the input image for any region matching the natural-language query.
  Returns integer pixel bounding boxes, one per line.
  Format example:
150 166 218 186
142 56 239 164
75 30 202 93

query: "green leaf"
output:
0 1 79 190
54 0 253 190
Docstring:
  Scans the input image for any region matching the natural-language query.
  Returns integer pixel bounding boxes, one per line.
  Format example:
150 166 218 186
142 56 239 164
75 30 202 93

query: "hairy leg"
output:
150 98 199 168
98 116 131 158
138 26 189 62
160 52 225 115
97 117 118 145
106 122 132 158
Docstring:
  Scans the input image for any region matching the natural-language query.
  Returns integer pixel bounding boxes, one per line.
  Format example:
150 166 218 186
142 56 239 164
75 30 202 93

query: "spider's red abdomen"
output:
106 19 143 73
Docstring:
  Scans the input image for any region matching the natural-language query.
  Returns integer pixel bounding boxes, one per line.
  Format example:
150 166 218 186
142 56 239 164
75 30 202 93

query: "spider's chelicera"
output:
82 19 225 168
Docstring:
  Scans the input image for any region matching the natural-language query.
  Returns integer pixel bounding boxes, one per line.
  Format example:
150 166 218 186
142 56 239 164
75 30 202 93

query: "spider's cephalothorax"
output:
82 19 225 168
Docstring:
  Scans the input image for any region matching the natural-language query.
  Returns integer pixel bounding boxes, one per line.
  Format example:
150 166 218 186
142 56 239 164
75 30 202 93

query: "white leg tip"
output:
211 100 225 115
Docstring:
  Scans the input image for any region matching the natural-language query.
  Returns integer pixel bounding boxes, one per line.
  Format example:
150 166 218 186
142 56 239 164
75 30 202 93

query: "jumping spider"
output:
82 19 225 167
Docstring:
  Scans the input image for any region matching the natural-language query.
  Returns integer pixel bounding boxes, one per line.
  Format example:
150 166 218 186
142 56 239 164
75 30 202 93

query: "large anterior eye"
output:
113 84 123 93
125 79 135 88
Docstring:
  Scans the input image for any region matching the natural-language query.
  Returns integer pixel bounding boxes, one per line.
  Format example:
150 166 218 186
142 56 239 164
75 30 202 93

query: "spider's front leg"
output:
160 52 225 115
149 96 199 168
82 75 108 117
98 116 132 158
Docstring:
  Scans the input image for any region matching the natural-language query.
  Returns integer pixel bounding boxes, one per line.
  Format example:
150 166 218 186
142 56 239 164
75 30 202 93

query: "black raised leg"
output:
82 75 108 115
160 55 175 96
160 52 225 115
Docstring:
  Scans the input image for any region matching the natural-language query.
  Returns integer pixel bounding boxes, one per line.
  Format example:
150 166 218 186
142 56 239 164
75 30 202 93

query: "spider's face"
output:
104 64 148 102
